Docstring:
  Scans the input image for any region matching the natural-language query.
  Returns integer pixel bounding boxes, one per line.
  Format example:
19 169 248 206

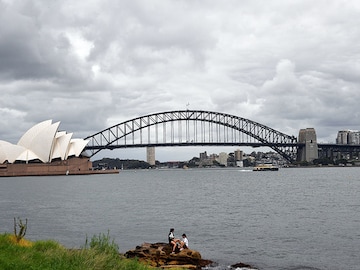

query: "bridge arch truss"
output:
85 110 298 162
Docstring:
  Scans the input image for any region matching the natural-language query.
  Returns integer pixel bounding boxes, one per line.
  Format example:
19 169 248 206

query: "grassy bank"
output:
0 233 151 270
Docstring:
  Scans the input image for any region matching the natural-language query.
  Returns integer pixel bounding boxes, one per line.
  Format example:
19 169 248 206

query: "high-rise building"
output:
336 130 350 144
337 130 360 144
199 151 208 160
234 149 243 161
218 152 228 166
349 131 360 144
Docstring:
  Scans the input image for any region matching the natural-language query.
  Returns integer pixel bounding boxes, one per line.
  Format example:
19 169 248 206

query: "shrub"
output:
84 231 119 255
13 217 28 243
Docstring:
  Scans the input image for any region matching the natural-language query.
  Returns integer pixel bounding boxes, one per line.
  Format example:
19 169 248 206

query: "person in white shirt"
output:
180 233 189 250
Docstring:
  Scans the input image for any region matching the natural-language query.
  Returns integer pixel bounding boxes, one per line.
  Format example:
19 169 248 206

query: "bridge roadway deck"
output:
85 142 302 150
318 143 360 151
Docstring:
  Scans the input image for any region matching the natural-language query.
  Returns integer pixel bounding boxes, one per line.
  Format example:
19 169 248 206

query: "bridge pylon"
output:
297 128 318 162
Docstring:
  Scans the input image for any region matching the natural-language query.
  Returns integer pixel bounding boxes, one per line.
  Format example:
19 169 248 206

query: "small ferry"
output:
253 163 279 171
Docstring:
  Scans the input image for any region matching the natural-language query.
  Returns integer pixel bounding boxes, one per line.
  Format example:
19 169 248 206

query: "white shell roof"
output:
51 132 73 160
66 138 90 159
0 120 89 164
0 140 26 163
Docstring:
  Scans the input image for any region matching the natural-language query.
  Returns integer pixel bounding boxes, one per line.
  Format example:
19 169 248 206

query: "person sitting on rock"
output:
179 233 189 250
168 228 180 253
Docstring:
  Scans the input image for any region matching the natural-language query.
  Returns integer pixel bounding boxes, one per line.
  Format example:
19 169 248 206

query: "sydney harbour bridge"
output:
84 110 360 163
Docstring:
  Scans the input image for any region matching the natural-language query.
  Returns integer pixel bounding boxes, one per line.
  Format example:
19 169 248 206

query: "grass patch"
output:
0 233 151 270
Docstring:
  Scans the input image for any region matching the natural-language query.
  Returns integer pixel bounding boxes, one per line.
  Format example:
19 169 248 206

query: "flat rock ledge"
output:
125 242 213 269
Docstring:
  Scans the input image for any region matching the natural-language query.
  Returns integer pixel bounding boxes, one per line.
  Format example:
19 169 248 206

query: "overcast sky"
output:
1 0 359 161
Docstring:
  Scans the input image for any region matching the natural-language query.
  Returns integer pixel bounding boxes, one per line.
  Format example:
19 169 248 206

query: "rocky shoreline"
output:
125 242 256 269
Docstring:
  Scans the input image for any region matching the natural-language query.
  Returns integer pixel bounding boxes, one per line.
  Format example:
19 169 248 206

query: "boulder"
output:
231 262 258 269
125 242 213 269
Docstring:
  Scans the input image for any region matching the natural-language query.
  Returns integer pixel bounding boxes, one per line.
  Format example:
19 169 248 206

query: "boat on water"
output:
253 163 279 171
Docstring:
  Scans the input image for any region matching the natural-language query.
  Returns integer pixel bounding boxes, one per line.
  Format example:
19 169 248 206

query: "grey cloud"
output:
1 0 360 159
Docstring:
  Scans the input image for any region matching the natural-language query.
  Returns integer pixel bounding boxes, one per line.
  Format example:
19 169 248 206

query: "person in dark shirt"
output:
168 228 180 253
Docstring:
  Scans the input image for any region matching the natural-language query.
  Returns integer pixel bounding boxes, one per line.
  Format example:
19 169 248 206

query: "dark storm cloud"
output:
1 0 360 160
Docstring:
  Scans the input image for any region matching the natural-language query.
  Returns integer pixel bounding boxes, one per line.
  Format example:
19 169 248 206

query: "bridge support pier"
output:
297 128 319 163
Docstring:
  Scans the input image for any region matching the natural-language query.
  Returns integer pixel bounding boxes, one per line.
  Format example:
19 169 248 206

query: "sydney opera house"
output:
0 120 117 177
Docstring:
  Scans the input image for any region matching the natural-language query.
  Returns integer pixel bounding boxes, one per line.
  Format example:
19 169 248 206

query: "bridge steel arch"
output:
84 110 298 162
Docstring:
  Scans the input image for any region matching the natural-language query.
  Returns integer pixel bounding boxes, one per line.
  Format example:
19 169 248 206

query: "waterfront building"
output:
218 152 228 166
0 120 119 176
234 149 243 161
0 120 88 164
199 151 208 160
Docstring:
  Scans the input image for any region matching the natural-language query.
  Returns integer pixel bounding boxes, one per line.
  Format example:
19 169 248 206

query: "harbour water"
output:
0 167 359 270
